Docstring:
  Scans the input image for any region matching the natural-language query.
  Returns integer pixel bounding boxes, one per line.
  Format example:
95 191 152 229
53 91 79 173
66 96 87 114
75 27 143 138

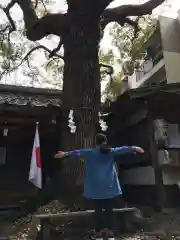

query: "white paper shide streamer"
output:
99 112 108 132
68 109 76 133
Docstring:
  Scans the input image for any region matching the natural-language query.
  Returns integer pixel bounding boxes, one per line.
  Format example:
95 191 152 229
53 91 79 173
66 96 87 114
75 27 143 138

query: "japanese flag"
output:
29 124 42 189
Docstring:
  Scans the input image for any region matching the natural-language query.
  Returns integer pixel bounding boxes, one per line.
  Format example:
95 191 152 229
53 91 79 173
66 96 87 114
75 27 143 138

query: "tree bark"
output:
61 8 101 197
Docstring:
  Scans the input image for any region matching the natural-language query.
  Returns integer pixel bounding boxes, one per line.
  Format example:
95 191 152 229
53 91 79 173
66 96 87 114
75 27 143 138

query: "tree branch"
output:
100 63 113 75
102 0 165 27
34 0 48 14
2 44 64 76
21 46 113 69
16 0 38 29
29 14 67 41
34 0 38 9
97 0 114 15
23 45 64 62
15 0 67 41
0 0 68 43
49 39 63 58
0 0 16 33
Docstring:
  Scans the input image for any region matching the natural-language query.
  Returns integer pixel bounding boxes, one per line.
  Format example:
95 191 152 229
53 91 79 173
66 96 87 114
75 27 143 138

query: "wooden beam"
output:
0 84 62 96
41 219 51 240
0 114 59 125
147 116 166 211
34 207 137 219
29 208 137 239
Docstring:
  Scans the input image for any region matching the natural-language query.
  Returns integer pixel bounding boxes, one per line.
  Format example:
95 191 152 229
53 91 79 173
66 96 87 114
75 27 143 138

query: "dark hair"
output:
95 133 111 154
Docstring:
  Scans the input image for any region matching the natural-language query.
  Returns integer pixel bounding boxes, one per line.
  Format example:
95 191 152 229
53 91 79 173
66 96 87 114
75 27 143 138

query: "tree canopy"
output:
101 15 157 100
0 0 165 75
0 0 167 157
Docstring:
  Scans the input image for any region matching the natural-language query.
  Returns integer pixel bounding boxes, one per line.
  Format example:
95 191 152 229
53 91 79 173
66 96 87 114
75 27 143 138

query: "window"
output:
0 147 6 165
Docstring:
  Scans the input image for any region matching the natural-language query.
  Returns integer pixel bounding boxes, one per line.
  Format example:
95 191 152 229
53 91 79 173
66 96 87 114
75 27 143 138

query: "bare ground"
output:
1 202 180 239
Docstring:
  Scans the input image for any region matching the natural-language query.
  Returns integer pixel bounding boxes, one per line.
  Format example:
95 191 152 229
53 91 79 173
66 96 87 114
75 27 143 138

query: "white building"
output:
108 13 180 209
128 14 180 90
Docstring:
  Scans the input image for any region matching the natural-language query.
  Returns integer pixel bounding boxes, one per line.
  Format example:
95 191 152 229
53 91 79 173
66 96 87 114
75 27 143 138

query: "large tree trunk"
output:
61 8 101 200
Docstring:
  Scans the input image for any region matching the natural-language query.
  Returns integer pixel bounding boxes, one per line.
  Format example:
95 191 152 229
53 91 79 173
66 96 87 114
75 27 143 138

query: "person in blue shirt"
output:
55 133 144 240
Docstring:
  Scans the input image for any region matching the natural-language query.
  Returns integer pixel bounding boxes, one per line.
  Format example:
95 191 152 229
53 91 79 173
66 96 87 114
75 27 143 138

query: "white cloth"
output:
29 125 42 189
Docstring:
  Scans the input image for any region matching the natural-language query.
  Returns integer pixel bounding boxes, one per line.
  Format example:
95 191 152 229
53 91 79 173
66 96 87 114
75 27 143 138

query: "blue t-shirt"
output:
70 147 135 199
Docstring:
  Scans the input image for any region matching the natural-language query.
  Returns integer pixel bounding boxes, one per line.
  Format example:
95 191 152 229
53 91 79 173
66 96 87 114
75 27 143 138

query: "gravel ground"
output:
1 201 180 239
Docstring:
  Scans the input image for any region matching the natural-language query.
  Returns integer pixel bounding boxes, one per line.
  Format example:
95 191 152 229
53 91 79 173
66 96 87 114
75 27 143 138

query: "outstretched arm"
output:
54 151 69 159
54 149 92 159
112 146 144 156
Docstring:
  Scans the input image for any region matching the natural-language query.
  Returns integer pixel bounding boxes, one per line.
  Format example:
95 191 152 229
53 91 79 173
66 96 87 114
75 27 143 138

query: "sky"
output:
0 0 180 88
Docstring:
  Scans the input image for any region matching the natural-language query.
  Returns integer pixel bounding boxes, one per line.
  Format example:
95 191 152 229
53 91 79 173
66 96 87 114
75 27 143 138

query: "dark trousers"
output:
90 197 117 231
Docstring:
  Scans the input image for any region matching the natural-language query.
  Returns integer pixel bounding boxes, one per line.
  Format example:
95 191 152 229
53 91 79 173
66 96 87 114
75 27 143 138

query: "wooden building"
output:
0 84 61 207
1 82 180 212
104 83 180 210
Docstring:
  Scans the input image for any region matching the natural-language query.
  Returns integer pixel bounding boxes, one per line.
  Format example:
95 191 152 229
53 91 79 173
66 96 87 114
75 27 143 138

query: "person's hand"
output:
134 147 144 154
54 151 68 159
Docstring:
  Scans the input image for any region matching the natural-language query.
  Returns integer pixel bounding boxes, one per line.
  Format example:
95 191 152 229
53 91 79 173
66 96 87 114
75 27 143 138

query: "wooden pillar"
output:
40 219 51 240
147 116 166 211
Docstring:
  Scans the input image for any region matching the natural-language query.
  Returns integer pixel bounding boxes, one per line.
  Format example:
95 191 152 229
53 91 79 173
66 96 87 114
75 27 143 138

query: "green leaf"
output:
100 16 157 100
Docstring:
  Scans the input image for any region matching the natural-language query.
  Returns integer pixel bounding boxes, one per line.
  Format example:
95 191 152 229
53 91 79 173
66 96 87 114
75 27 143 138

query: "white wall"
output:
128 59 165 89
158 150 180 186
121 165 180 186
159 16 180 84
128 73 137 89
163 51 180 83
